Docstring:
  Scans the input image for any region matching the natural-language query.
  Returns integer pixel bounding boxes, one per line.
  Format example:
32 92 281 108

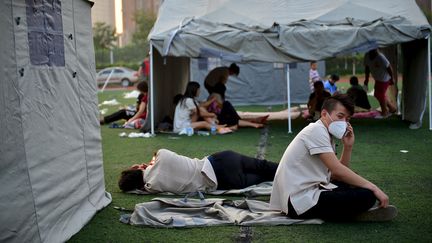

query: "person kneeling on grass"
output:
270 94 397 221
118 149 278 194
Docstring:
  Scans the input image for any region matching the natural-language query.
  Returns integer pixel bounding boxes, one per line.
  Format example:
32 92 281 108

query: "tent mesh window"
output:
26 0 65 67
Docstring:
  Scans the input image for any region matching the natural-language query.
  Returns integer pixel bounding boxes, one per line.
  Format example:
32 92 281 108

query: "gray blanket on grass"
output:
128 181 273 197
120 197 323 227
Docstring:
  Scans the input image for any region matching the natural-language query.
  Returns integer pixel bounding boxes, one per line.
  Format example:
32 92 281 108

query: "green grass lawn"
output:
69 90 432 242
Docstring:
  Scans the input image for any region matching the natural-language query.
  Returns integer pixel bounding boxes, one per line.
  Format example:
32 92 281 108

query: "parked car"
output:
96 67 139 87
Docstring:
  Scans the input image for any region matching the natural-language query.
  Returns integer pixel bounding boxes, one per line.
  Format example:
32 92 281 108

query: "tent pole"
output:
150 42 155 135
286 64 292 133
428 37 431 130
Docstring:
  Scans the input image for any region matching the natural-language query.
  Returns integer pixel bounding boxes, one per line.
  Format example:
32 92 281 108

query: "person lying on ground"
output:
205 93 266 129
270 94 397 221
118 149 279 194
236 107 302 121
100 81 148 128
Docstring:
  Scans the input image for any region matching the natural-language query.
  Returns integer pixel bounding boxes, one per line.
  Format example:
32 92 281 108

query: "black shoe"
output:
353 205 398 222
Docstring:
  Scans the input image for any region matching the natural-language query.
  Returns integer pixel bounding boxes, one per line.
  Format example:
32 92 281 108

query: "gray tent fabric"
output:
152 16 428 63
122 197 323 227
150 0 429 63
128 181 274 197
0 1 111 242
147 47 190 130
401 39 429 123
191 60 325 105
145 0 431 132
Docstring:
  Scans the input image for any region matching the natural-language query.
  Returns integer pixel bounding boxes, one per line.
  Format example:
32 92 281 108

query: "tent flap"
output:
0 0 111 242
152 16 430 63
402 39 429 123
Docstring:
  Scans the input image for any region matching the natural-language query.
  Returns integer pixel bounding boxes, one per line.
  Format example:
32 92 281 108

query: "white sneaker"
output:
409 121 422 129
353 205 398 222
375 113 391 119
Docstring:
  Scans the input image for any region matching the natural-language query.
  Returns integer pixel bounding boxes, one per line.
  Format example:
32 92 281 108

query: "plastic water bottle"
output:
197 131 210 136
210 122 217 135
186 127 194 136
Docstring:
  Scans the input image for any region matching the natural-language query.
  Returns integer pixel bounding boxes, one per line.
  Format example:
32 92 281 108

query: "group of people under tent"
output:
100 48 401 222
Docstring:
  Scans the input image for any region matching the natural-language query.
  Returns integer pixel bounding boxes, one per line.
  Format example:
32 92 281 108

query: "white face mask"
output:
327 113 347 139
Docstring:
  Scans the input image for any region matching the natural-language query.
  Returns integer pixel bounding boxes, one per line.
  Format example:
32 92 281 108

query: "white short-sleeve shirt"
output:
270 120 337 215
143 149 218 194
173 98 196 133
364 52 391 82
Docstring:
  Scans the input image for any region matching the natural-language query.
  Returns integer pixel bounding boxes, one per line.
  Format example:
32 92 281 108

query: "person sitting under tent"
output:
323 74 340 95
347 76 372 112
100 81 148 129
118 149 278 193
173 81 230 134
307 81 331 121
270 94 397 222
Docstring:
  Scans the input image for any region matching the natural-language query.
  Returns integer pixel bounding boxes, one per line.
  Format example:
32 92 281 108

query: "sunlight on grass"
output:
70 90 432 242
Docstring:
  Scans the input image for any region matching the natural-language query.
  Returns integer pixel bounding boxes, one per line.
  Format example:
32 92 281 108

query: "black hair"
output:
178 81 201 116
173 93 183 105
136 81 148 93
229 63 240 75
330 74 340 81
313 81 324 89
322 94 355 116
118 169 144 192
350 76 359 86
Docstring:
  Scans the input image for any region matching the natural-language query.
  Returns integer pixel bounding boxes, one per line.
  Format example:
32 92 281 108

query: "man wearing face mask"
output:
270 94 397 221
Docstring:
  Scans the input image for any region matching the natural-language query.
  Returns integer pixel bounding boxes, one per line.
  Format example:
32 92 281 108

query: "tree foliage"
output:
132 11 157 48
93 22 117 50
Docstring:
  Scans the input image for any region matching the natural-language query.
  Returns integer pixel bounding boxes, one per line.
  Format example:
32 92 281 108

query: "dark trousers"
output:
288 181 376 221
103 109 135 124
217 101 241 126
208 150 278 190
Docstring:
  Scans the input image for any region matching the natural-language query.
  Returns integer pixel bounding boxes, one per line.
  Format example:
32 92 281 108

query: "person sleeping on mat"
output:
118 149 278 194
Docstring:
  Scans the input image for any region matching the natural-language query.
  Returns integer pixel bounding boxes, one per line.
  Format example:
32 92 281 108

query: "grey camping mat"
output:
127 181 273 197
121 197 322 228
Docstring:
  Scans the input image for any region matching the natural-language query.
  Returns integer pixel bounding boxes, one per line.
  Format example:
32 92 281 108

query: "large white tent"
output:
145 0 431 133
0 1 111 242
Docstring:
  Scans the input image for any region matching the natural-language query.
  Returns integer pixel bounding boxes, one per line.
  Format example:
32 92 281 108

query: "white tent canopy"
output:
145 0 431 133
0 1 111 242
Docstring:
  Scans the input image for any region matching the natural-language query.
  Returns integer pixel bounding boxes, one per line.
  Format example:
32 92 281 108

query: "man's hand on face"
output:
342 122 355 147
